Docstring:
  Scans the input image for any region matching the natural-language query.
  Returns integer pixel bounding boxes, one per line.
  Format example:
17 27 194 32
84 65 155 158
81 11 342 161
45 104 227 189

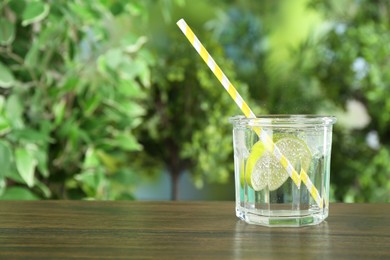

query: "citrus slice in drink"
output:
244 141 267 190
245 136 312 191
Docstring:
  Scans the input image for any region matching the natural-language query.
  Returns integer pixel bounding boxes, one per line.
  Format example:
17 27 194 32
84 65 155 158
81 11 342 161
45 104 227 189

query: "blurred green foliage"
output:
0 0 151 199
305 0 390 202
0 0 388 202
134 2 259 200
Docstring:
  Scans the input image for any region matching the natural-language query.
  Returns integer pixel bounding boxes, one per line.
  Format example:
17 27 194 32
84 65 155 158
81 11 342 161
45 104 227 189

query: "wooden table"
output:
0 201 388 259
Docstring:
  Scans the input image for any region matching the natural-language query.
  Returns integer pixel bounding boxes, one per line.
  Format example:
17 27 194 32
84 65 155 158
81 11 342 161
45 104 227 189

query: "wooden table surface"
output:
0 201 388 259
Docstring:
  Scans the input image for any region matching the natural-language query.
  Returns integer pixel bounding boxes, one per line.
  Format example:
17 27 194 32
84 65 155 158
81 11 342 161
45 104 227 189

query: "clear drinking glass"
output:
230 115 336 227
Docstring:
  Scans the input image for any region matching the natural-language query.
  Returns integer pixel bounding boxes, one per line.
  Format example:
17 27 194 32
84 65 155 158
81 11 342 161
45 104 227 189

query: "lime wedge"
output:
245 136 312 191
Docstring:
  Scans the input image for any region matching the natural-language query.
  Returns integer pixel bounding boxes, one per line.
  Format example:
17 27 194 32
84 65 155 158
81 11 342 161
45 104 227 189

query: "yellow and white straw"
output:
176 18 323 208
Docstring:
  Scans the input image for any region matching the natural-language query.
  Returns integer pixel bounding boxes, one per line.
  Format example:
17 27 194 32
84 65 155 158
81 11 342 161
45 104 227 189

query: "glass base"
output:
236 206 328 227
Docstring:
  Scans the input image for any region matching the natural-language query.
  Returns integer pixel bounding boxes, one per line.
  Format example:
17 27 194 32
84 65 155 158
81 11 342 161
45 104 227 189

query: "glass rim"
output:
229 114 337 127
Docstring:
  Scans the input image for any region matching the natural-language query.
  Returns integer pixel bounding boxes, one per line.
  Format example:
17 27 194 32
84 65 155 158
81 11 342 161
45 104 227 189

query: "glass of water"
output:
230 115 336 227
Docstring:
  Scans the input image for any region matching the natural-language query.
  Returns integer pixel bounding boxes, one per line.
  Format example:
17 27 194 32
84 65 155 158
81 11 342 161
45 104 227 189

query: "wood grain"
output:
0 201 388 259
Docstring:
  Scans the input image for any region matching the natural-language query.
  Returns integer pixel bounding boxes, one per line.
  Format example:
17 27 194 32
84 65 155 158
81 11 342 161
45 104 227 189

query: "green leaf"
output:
105 48 123 70
0 140 13 178
0 18 15 45
22 1 50 26
53 99 66 126
9 128 52 145
106 100 145 118
75 171 97 189
75 169 105 198
96 150 120 173
0 96 11 134
82 92 101 116
5 95 24 129
15 148 37 187
0 114 11 135
111 132 143 151
97 55 108 75
35 148 49 178
117 79 143 98
68 2 96 22
83 147 100 169
0 96 4 111
0 178 6 197
128 2 144 16
0 62 15 88
123 35 147 54
4 165 25 184
35 179 51 198
24 41 40 68
8 0 26 18
119 58 146 80
122 102 145 118
0 187 39 200
139 64 151 87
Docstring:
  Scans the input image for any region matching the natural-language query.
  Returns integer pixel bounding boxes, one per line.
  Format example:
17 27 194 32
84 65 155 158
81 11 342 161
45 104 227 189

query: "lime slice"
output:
244 141 267 190
245 136 312 191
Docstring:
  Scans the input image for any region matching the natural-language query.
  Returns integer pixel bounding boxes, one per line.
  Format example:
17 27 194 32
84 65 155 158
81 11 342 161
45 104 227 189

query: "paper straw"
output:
176 18 323 208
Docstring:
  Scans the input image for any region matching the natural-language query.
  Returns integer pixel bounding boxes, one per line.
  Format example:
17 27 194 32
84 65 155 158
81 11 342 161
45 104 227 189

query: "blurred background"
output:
0 0 389 202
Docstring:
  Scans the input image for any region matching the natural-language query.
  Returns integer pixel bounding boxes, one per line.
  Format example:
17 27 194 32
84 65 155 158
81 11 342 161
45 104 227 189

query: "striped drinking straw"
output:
176 18 323 208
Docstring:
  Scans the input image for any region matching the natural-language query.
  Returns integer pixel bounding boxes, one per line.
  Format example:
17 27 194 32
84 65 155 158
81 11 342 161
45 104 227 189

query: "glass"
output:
230 115 336 227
